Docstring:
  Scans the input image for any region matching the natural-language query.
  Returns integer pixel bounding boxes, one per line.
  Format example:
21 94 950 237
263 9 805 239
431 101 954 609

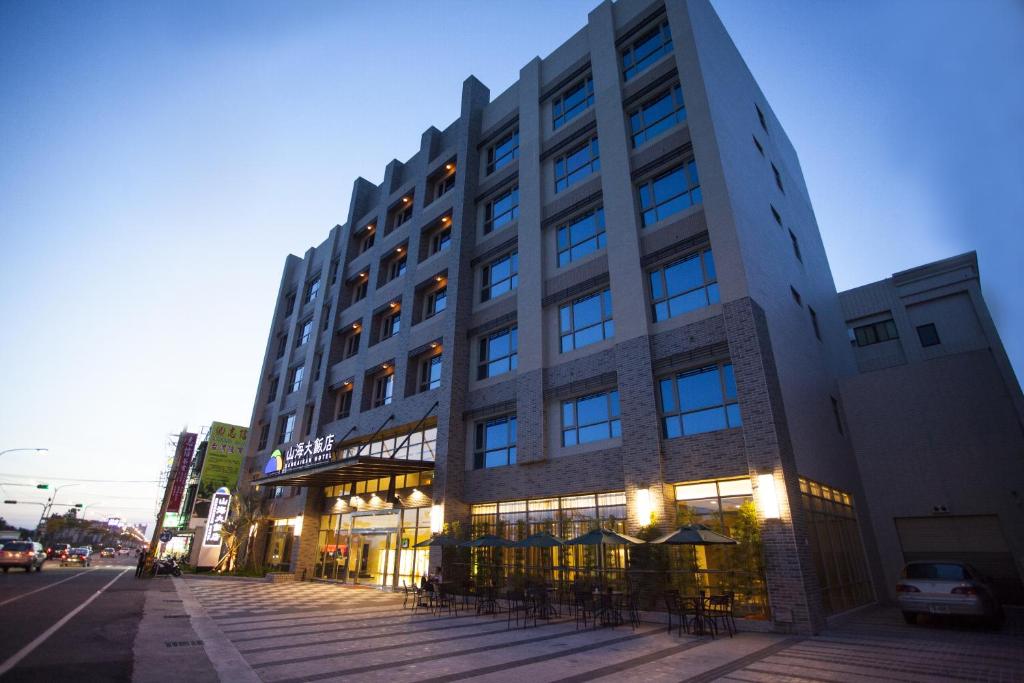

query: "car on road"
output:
896 560 1003 626
99 547 115 558
0 541 46 573
117 548 131 556
46 543 71 560
60 547 92 567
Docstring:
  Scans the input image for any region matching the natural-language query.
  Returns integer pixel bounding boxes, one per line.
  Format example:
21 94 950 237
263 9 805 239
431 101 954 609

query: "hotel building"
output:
240 0 1023 633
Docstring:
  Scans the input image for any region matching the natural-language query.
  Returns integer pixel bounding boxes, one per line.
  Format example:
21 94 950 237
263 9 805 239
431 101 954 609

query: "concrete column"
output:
292 487 325 580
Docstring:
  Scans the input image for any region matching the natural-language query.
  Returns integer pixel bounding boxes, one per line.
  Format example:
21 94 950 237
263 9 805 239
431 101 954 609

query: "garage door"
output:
896 515 1022 603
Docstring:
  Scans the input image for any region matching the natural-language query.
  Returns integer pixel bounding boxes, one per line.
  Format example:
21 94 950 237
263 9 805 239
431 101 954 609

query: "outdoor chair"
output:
574 590 596 630
625 589 641 630
477 585 501 616
400 581 413 609
705 592 735 638
435 583 459 617
460 579 477 610
506 590 533 629
664 589 685 636
413 583 435 615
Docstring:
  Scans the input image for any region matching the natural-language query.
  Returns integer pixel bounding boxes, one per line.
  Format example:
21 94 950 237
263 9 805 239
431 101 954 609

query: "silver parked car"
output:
896 561 1002 626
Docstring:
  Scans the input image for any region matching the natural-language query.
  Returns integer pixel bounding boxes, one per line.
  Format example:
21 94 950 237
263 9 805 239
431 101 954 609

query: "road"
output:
0 554 145 682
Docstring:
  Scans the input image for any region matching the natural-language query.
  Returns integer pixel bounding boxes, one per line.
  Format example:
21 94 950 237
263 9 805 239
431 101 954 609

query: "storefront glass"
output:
264 520 295 571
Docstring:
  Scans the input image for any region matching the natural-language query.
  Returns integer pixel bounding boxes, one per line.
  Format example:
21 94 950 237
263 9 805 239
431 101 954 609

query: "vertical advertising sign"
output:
203 487 232 546
196 422 247 502
167 432 197 513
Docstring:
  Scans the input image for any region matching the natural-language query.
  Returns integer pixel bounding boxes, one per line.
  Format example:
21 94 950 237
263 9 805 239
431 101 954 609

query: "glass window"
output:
426 287 447 317
430 225 451 255
298 319 313 346
305 276 321 304
257 423 270 450
649 248 718 321
481 252 518 302
420 354 442 392
266 376 279 403
279 413 296 444
659 363 740 438
559 289 613 352
478 327 518 380
916 323 941 347
359 230 376 254
386 251 407 282
562 390 621 446
554 138 600 193
432 169 455 201
852 319 898 347
638 160 701 226
474 415 517 469
629 84 686 147
484 186 518 234
373 373 394 407
289 365 304 394
345 330 361 358
557 208 606 267
487 130 519 174
380 310 401 340
336 388 352 419
552 77 594 129
622 21 673 80
389 200 413 232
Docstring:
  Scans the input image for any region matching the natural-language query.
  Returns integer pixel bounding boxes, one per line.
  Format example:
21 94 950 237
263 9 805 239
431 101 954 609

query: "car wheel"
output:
902 611 917 625
36 563 43 572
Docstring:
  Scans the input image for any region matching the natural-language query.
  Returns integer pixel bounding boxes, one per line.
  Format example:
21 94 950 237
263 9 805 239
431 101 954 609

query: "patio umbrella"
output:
512 531 565 548
563 528 645 546
413 533 461 548
650 525 739 546
460 533 516 548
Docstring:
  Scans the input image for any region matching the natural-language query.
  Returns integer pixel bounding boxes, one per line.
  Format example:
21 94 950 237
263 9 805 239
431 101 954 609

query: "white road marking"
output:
0 568 97 607
0 568 130 676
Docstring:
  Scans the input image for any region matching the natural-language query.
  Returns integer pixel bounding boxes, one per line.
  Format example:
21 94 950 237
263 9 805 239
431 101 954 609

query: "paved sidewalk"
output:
165 577 1024 682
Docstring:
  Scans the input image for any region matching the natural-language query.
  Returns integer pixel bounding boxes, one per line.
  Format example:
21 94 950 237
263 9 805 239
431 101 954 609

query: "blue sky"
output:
1 1 1020 531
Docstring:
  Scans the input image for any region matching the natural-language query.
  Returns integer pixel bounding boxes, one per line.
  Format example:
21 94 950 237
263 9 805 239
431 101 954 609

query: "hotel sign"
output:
203 487 231 546
282 434 336 473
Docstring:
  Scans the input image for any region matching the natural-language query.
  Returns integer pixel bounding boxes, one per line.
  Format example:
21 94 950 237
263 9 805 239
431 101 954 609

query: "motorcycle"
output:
153 556 182 577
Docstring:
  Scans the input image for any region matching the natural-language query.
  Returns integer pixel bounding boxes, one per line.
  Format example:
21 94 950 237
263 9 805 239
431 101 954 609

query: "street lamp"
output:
0 448 48 458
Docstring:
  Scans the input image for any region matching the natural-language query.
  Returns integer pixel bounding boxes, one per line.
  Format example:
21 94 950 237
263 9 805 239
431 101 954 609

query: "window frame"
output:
552 76 594 130
658 362 741 439
916 323 941 348
852 319 898 347
336 387 353 420
305 276 321 304
621 20 673 81
257 423 270 451
419 353 443 393
559 288 614 353
487 129 519 174
480 252 518 302
629 83 687 147
372 373 394 407
297 319 313 347
484 185 519 234
477 326 518 380
426 286 447 318
473 415 517 469
557 207 606 267
288 365 304 394
344 329 361 358
637 159 701 227
561 390 622 447
554 138 600 193
648 248 718 322
380 309 402 341
279 413 296 444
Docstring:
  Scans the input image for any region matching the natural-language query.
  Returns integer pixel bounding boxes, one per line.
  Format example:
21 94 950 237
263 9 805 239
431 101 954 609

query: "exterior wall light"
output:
757 473 781 519
402 196 410 203
293 514 303 537
430 504 444 533
367 225 374 232
635 487 655 526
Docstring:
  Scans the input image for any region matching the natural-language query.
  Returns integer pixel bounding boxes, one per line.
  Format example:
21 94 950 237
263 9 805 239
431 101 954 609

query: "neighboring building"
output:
238 0 1019 634
839 252 1024 603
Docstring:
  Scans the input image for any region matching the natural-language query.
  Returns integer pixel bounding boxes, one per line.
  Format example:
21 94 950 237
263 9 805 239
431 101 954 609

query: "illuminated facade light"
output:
757 473 781 519
402 196 410 203
635 487 654 526
430 504 444 533
293 514 303 537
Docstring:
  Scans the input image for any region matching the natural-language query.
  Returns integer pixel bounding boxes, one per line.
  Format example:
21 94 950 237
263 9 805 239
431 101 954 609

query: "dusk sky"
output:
1 0 1020 532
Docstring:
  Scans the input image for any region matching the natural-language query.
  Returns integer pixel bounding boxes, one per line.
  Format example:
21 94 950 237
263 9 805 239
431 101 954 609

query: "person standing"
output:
135 551 147 578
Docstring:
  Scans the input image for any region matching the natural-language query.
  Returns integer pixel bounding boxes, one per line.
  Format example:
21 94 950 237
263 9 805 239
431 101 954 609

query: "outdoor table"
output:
680 594 709 635
594 590 625 628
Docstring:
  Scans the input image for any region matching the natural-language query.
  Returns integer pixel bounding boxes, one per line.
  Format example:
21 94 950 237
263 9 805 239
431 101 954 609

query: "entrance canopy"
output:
255 454 434 488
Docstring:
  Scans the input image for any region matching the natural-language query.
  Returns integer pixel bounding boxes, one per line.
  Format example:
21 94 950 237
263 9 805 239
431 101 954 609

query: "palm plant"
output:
214 489 266 572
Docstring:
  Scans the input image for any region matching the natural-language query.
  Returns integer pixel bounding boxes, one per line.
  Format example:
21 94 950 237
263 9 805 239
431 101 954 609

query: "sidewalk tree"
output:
214 489 266 573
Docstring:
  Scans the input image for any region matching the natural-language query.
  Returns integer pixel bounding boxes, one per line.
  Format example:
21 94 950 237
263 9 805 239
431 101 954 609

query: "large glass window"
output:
279 413 296 444
386 254 407 282
562 390 621 446
484 186 518 234
659 363 740 438
555 138 600 193
481 252 518 302
487 130 519 174
336 387 352 420
297 319 313 346
557 208 606 267
426 287 446 318
379 309 401 340
474 415 517 469
638 160 702 226
478 327 518 380
852 319 898 347
553 77 594 130
622 21 673 81
559 289 613 352
630 84 686 147
373 373 394 407
649 248 718 322
288 365 304 394
305 276 321 304
419 354 442 392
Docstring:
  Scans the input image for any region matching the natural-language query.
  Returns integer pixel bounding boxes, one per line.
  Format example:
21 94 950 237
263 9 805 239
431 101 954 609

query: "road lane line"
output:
0 568 130 677
0 568 98 607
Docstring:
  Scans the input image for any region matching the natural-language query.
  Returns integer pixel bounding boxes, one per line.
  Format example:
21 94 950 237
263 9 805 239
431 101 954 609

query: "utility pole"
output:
147 433 184 562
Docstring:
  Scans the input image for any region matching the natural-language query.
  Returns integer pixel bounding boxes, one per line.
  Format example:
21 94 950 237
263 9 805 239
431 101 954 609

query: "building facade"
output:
839 253 1024 604
242 0 890 634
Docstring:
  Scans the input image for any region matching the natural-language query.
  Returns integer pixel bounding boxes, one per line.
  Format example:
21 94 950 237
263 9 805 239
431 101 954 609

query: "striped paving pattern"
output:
182 577 783 682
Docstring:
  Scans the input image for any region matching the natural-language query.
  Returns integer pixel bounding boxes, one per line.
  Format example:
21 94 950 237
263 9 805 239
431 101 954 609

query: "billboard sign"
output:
167 432 197 513
203 487 231 546
280 434 335 474
196 422 247 502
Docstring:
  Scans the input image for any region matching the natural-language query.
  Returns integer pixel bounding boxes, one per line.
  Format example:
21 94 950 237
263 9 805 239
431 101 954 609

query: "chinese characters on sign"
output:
282 434 336 473
203 487 232 546
167 432 197 514
196 421 248 501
